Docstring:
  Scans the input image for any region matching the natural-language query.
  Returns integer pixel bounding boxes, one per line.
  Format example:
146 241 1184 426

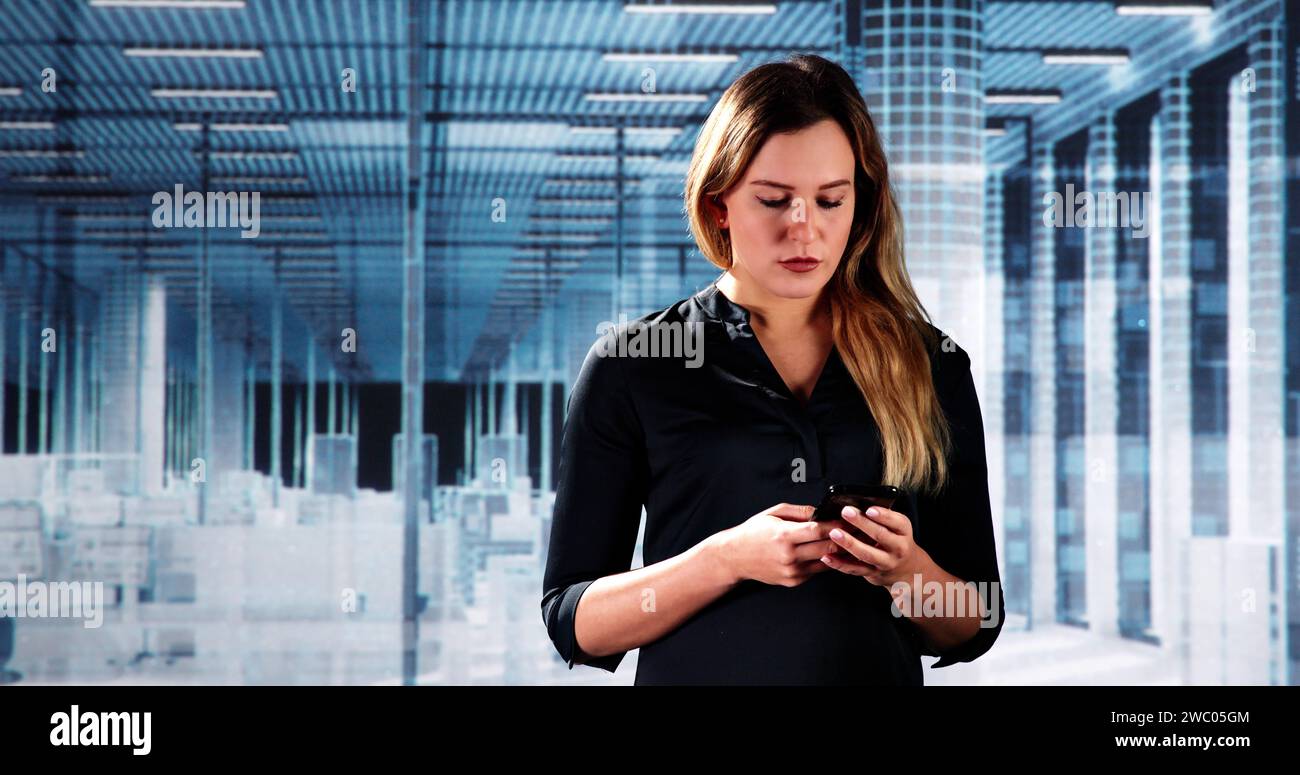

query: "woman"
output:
541 53 1003 685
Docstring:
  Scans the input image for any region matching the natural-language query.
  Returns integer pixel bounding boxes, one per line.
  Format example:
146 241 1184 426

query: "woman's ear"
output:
707 194 728 227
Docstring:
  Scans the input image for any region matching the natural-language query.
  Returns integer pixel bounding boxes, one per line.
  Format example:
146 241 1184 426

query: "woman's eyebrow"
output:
749 178 852 191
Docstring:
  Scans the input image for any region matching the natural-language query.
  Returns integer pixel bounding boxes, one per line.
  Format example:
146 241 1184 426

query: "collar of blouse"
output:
689 280 754 337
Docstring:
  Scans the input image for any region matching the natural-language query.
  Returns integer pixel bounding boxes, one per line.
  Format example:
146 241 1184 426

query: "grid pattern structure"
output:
1084 112 1118 637
861 0 986 348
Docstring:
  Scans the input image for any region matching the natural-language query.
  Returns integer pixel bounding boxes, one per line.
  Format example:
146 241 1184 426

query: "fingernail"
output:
821 556 832 565
866 507 879 516
830 529 843 540
841 506 857 517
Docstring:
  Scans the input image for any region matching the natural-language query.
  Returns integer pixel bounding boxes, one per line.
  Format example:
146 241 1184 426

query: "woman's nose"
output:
788 197 816 244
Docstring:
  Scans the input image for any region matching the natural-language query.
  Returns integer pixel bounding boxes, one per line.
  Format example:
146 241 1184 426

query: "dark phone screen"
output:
813 486 902 550
813 490 898 522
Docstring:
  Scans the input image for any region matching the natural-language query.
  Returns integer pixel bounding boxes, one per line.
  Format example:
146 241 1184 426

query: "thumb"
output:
767 503 817 522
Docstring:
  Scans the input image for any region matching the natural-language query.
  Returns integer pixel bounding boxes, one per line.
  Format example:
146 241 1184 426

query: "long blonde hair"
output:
684 53 952 496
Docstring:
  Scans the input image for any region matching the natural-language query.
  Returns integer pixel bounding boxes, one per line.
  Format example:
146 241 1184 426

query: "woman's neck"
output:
716 270 831 337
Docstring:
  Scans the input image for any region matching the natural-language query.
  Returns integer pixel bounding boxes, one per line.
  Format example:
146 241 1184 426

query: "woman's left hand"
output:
820 505 930 588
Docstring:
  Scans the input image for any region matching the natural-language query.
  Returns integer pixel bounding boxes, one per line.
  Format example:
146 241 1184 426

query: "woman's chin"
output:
759 271 829 299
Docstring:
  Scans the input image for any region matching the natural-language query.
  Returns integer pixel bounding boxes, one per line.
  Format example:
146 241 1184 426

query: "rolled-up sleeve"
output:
910 339 1005 669
541 334 649 672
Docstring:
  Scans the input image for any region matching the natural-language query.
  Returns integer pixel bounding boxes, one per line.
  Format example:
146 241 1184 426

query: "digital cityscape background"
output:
0 0 1297 686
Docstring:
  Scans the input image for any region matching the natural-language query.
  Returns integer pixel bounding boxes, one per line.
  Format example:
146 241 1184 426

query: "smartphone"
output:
813 483 901 522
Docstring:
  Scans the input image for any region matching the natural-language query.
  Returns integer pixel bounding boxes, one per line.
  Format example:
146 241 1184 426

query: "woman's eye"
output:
757 197 844 209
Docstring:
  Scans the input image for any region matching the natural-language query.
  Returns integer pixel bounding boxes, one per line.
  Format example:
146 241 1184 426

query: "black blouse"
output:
541 277 1005 685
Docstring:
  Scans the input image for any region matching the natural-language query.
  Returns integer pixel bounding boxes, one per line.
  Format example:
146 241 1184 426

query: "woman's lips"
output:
778 257 820 273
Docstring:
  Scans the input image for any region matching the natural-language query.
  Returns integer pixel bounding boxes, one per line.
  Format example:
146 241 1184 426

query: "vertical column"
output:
1150 75 1194 676
349 381 358 438
1239 25 1285 540
139 277 167 495
999 161 1034 619
613 125 625 321
1227 73 1250 541
72 322 84 455
472 379 482 482
1284 0 1300 688
1085 114 1119 636
99 271 141 491
174 372 182 479
210 335 246 489
16 260 29 455
502 353 517 436
171 369 180 477
197 199 214 523
169 370 178 477
399 0 429 686
1029 144 1058 627
861 0 986 351
176 367 184 479
271 294 282 505
244 354 255 471
519 381 531 489
55 299 67 453
540 302 554 492
340 381 350 438
79 318 91 456
166 366 176 480
293 386 303 488
336 381 344 440
328 365 337 435
462 386 472 486
487 368 496 435
187 375 197 481
306 341 316 446
837 0 867 84
17 278 26 454
89 320 99 454
305 340 315 483
983 169 1006 584
38 285 48 454
1243 22 1287 686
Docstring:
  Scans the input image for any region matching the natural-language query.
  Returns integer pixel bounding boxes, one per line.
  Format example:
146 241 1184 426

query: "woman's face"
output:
712 118 858 302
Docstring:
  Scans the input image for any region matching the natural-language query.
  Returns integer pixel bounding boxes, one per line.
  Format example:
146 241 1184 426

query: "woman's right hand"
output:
709 503 841 587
